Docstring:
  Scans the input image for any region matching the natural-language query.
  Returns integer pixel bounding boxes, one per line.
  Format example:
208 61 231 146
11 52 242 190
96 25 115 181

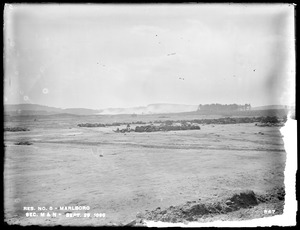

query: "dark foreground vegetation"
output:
77 123 106 127
77 116 285 129
14 141 33 145
114 123 201 133
131 187 285 224
155 116 285 126
4 127 30 132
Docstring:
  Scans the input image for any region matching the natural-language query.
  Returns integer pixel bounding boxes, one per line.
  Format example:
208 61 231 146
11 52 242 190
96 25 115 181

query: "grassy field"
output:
4 113 287 226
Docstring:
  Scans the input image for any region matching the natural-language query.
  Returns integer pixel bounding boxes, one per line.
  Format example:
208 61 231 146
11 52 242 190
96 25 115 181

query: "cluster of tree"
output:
198 103 251 111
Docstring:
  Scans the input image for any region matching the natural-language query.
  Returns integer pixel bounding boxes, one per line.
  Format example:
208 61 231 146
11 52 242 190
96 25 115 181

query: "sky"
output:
4 3 295 109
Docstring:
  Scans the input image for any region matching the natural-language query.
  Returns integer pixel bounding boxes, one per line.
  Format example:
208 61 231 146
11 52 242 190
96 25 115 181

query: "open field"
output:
4 113 286 226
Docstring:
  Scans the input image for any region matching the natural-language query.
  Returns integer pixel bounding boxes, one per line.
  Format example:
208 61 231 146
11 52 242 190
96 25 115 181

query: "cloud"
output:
4 4 295 108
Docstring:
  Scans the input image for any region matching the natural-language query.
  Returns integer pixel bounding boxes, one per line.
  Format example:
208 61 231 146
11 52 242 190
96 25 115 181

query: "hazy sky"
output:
4 4 295 109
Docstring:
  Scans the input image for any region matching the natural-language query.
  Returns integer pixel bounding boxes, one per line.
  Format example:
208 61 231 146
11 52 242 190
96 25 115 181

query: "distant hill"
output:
4 103 199 115
3 103 294 116
4 104 101 116
98 103 199 115
4 104 62 112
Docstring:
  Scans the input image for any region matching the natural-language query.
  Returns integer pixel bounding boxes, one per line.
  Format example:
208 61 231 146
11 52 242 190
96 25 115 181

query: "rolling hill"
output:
4 104 101 116
3 103 294 116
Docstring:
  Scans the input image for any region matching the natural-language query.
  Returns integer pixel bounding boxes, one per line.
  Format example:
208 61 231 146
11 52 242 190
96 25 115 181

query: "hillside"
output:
4 104 101 116
4 104 62 113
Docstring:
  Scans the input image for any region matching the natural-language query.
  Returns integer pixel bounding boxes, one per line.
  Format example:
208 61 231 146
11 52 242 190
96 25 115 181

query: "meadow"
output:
4 111 287 225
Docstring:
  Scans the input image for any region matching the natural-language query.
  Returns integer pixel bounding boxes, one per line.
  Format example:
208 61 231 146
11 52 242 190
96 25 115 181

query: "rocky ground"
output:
130 186 285 226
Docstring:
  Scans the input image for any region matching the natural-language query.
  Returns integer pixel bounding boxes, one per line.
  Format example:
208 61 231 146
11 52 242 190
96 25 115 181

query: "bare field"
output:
4 115 286 226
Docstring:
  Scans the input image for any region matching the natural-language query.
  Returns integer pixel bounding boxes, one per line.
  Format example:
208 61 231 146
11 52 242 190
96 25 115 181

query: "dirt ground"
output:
4 115 286 226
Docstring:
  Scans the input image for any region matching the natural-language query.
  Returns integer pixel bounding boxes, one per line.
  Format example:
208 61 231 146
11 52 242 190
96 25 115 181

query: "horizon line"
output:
3 102 294 111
